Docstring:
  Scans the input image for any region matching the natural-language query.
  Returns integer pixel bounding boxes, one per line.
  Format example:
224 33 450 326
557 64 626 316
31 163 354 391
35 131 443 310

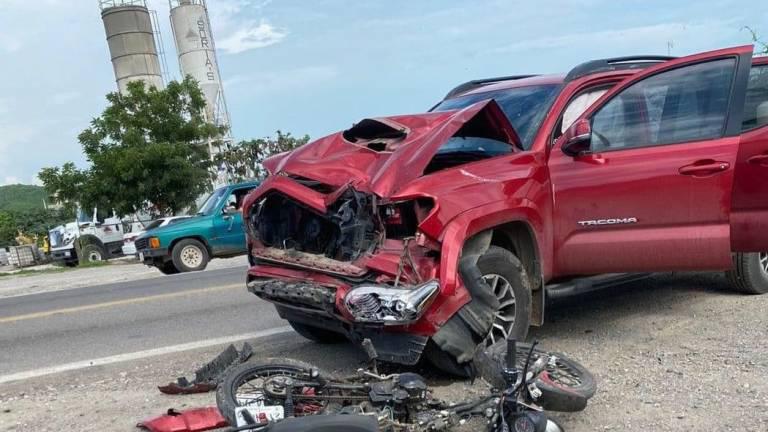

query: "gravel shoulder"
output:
2 272 767 431
0 256 248 299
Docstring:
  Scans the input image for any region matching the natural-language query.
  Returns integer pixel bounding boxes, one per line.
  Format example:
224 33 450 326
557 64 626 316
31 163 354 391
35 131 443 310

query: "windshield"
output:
197 187 227 216
143 219 165 231
433 84 561 149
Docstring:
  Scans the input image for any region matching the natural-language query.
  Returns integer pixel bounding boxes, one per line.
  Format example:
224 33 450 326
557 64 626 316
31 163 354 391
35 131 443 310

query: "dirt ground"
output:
0 256 248 299
1 272 767 431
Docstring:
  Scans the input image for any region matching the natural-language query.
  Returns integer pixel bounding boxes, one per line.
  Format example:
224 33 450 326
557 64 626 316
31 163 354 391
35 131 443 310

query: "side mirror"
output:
561 119 592 157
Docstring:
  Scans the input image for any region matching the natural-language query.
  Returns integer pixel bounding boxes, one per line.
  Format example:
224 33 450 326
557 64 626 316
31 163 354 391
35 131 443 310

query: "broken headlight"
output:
344 280 439 324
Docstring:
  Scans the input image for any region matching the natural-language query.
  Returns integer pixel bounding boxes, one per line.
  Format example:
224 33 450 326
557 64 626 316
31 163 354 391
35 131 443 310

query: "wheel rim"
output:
482 273 517 346
234 367 325 416
760 253 768 275
87 251 102 262
180 245 203 268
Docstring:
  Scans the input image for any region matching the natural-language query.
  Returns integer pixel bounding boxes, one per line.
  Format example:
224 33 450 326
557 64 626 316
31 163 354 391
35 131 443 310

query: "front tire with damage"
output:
427 246 531 376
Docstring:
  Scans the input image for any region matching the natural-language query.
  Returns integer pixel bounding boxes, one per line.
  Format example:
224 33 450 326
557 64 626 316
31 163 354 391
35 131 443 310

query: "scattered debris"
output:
159 343 253 395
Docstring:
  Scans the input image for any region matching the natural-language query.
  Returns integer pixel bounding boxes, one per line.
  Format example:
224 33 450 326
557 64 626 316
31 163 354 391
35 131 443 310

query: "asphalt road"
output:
0 265 286 377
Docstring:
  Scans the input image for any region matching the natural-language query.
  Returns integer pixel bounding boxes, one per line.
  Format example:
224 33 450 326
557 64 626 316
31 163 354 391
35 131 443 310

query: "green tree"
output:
214 131 310 182
0 212 16 247
744 26 768 54
38 163 88 214
39 77 220 217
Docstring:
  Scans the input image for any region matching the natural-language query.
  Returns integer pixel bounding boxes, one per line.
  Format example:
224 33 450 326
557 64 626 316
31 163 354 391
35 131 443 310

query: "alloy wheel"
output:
760 252 768 276
180 245 203 268
482 273 517 346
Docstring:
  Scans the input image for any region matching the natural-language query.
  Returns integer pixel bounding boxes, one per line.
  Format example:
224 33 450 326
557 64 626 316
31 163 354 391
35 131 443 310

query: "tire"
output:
289 321 347 344
726 252 768 294
216 358 328 426
427 246 532 377
476 246 532 345
80 244 106 263
485 341 596 412
158 262 180 275
171 239 209 272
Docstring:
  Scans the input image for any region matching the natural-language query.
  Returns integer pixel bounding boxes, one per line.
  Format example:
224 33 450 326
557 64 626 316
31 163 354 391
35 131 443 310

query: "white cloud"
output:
1 176 21 186
217 20 287 54
225 65 337 93
487 20 739 55
50 91 81 106
0 35 22 53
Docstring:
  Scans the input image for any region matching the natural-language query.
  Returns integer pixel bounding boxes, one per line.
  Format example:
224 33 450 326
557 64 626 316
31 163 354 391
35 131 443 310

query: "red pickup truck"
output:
242 45 768 374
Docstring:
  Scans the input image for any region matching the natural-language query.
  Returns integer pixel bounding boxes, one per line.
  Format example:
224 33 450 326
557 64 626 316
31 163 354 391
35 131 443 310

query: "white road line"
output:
0 326 294 385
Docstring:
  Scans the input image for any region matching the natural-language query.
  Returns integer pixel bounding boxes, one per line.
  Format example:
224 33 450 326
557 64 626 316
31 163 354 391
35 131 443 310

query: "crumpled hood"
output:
265 100 520 198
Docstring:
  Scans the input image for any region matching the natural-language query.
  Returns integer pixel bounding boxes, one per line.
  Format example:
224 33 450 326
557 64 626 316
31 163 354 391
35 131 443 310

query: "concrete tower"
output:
100 0 165 93
169 0 232 132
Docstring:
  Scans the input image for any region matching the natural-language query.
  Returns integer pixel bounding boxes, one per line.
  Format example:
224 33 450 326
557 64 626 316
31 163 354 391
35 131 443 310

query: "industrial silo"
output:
169 0 232 130
100 0 165 93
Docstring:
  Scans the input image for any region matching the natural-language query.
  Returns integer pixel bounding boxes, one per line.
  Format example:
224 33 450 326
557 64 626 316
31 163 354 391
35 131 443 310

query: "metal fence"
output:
8 245 38 268
99 0 148 10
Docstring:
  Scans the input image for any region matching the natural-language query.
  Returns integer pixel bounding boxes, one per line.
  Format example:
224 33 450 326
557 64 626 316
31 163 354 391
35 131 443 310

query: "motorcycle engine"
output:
368 373 428 405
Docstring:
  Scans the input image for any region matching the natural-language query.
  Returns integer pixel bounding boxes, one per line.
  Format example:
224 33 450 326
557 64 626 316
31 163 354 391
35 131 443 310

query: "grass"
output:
0 259 112 278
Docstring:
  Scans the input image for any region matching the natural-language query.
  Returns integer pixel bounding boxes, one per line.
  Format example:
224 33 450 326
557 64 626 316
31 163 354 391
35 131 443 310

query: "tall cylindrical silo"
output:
169 0 232 129
100 0 165 93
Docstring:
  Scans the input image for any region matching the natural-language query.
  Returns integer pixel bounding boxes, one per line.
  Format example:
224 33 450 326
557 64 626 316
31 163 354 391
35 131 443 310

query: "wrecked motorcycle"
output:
215 340 594 431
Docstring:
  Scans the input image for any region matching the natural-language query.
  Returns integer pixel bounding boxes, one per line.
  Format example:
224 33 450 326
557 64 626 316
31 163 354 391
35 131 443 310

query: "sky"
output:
0 0 765 185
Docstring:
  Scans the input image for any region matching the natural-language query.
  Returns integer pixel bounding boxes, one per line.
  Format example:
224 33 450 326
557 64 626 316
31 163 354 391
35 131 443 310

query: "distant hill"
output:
0 185 48 213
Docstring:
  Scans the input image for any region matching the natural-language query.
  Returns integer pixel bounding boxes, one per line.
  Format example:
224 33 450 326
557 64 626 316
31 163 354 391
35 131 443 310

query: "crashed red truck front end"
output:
242 100 548 366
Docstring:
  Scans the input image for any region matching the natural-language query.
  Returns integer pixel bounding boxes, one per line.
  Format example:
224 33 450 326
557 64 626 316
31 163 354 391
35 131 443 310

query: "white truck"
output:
48 208 125 266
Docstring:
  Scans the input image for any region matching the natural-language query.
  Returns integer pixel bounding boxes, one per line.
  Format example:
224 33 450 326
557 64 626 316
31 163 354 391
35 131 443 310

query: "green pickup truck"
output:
135 181 260 274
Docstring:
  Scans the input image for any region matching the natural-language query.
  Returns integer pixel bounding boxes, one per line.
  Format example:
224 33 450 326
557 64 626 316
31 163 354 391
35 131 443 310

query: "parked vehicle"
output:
215 339 593 431
242 46 768 374
136 181 259 274
48 207 125 266
122 216 191 256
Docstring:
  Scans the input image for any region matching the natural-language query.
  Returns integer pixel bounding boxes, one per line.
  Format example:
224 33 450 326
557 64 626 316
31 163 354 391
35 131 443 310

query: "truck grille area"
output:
251 190 379 262
247 279 336 312
134 237 149 251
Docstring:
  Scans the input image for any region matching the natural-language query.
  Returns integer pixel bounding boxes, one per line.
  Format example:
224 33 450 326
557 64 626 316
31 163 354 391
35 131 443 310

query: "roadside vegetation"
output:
38 78 308 220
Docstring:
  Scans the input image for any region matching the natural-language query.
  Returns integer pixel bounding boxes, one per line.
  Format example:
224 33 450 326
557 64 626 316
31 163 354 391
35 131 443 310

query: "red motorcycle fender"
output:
137 407 228 432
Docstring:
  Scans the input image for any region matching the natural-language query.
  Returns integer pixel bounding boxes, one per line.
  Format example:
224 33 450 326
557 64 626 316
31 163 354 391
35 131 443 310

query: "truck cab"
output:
136 181 260 274
48 207 125 266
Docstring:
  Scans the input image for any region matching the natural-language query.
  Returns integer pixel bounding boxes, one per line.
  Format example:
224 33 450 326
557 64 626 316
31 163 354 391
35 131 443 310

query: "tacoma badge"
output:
578 217 638 227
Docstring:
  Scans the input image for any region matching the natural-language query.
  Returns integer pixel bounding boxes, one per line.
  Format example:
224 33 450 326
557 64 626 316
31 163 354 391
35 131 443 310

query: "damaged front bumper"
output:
243 176 494 366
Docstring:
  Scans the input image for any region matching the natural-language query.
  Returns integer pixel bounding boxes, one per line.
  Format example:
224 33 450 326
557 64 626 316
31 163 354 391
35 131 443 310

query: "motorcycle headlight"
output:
344 280 439 325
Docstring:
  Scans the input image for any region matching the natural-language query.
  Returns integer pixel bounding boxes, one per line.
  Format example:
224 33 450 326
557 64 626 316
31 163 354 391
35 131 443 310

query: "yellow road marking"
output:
0 283 243 324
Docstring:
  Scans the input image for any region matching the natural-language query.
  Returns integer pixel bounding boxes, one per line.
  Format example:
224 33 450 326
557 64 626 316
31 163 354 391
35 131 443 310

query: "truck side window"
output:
560 88 609 135
591 58 735 151
742 64 768 131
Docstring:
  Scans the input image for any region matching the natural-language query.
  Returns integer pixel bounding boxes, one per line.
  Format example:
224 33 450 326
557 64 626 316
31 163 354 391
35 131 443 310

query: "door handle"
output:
748 154 768 166
678 160 730 177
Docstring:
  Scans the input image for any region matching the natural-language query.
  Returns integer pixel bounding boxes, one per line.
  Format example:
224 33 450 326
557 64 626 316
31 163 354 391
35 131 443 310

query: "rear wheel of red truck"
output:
726 252 768 294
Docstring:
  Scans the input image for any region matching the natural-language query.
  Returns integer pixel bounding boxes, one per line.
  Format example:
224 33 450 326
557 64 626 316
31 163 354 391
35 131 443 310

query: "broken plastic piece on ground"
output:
159 343 253 395
157 382 217 395
137 407 228 432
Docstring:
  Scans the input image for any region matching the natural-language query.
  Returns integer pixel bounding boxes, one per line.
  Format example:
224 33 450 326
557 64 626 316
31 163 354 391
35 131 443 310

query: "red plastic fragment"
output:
137 407 228 432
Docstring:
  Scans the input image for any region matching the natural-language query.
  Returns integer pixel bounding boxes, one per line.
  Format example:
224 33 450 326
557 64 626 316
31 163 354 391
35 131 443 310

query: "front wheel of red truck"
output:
427 246 532 376
726 252 768 295
477 246 532 345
